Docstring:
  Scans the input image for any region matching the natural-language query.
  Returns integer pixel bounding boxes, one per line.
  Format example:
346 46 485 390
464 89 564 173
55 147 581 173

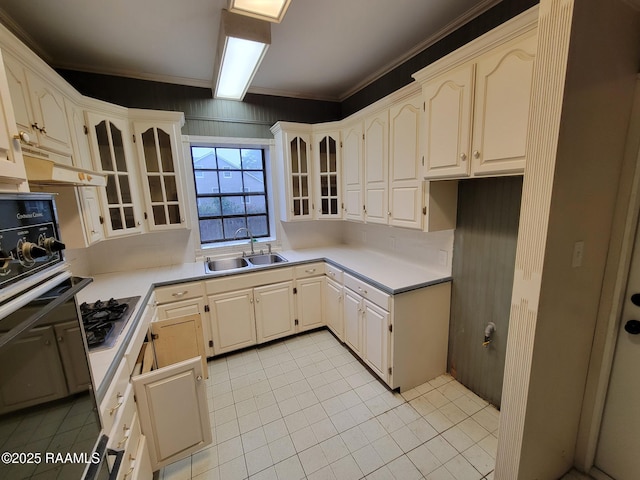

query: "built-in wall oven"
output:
0 193 109 479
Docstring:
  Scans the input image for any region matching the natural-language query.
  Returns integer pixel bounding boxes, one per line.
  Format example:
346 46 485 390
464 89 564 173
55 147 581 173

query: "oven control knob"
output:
22 242 48 262
41 237 66 254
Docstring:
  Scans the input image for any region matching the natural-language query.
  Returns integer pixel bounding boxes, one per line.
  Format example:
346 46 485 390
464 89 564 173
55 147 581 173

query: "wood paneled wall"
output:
449 176 523 408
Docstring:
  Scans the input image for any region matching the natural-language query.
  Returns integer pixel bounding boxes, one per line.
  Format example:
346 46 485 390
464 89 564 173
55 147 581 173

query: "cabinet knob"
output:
196 375 203 381
13 131 31 144
473 150 481 159
172 291 187 298
387 211 391 216
460 153 467 161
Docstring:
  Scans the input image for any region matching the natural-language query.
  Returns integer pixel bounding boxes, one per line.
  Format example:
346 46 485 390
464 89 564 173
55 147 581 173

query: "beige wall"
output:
497 0 640 478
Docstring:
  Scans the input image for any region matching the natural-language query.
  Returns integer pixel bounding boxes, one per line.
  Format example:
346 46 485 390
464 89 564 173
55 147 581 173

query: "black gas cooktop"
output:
80 296 140 350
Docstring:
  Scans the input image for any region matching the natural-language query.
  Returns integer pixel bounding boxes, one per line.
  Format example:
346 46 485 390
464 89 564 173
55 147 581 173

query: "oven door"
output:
0 273 107 479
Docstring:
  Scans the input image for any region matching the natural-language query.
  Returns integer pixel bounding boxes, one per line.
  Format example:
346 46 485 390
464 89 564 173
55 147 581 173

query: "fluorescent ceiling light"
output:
214 10 271 100
228 0 291 23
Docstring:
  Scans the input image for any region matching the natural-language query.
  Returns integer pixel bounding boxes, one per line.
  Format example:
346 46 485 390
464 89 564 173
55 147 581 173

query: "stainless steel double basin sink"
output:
205 253 287 273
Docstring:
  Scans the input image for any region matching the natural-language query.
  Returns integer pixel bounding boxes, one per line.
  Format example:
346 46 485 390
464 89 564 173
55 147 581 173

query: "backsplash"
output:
342 222 454 273
278 221 344 250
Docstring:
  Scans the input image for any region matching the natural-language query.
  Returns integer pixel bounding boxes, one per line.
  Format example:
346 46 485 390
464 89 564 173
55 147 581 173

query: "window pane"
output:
110 123 127 172
247 216 268 236
110 207 122 230
95 121 113 171
195 171 219 194
200 219 223 242
148 176 163 202
221 196 245 216
119 175 132 204
124 207 135 228
219 171 242 194
164 176 178 202
245 195 266 214
142 128 159 173
106 175 118 204
241 149 262 169
192 147 217 169
153 205 167 225
243 172 264 194
158 129 174 172
168 205 181 224
197 198 221 217
217 148 241 169
223 217 246 240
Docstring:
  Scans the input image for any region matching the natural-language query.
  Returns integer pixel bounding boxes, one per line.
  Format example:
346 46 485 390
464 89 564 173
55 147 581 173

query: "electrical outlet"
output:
572 241 584 268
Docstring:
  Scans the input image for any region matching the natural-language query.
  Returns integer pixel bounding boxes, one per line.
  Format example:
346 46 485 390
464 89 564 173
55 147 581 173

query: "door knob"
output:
624 320 640 335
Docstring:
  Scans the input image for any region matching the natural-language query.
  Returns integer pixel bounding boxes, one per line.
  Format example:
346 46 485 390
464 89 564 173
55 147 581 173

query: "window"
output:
191 146 270 244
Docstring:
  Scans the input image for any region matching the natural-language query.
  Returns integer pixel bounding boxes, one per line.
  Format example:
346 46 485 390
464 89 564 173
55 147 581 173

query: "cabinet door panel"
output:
342 123 363 221
296 277 324 332
151 314 207 378
363 300 389 381
132 356 211 471
208 289 256 354
472 34 536 176
27 71 71 155
314 132 341 219
325 278 343 340
0 51 26 188
255 281 295 342
364 112 388 224
3 53 35 137
423 64 474 178
343 289 361 354
156 296 212 358
389 97 423 229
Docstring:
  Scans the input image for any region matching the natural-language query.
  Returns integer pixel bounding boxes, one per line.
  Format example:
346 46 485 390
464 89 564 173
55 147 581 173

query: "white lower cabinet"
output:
132 356 211 471
325 277 344 340
362 299 390 381
343 288 363 355
208 289 257 354
255 281 296 343
100 298 212 477
295 276 325 332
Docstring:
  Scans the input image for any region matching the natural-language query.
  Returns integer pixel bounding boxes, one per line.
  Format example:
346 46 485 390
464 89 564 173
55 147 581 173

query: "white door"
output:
363 299 389 381
325 278 343 340
342 123 364 221
364 110 388 224
595 220 640 479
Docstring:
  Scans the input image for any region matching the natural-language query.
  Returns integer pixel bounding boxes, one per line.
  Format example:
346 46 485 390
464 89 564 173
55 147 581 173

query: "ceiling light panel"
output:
228 0 291 23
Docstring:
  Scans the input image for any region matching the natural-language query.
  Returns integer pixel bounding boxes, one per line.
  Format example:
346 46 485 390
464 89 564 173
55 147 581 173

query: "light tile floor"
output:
161 329 499 480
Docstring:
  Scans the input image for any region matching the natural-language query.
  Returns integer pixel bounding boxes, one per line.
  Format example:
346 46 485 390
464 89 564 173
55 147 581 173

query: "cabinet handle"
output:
117 426 131 448
44 340 51 346
256 298 260 303
329 272 335 277
305 268 316 274
57 336 64 342
123 457 135 479
109 393 124 416
473 150 480 159
460 153 467 161
172 291 188 298
40 126 47 135
388 211 391 216
196 375 202 381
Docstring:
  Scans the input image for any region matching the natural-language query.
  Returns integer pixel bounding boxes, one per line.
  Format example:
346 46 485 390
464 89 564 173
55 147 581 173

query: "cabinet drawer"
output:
344 274 390 311
205 267 294 294
155 282 204 304
295 262 324 279
99 360 130 434
108 383 136 451
324 263 343 283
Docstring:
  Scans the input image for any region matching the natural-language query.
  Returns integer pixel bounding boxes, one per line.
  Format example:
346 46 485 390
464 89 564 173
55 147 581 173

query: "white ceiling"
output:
0 0 500 101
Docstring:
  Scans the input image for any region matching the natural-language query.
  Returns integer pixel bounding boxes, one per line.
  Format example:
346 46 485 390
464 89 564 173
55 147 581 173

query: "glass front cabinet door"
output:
86 112 143 237
313 131 341 219
133 120 186 231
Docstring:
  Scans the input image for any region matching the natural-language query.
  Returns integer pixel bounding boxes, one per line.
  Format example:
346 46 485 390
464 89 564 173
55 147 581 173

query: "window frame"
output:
190 142 273 247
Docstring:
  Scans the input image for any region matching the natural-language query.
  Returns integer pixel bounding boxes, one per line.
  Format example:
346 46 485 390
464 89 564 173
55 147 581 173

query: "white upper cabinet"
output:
341 121 364 222
0 50 27 190
422 64 474 179
419 30 537 179
132 119 186 231
363 110 388 224
389 95 423 229
272 123 314 222
86 112 144 237
471 33 537 176
313 130 341 219
3 52 71 156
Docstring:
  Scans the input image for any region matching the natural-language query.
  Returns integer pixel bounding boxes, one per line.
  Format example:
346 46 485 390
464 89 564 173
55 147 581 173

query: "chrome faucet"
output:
234 227 255 256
